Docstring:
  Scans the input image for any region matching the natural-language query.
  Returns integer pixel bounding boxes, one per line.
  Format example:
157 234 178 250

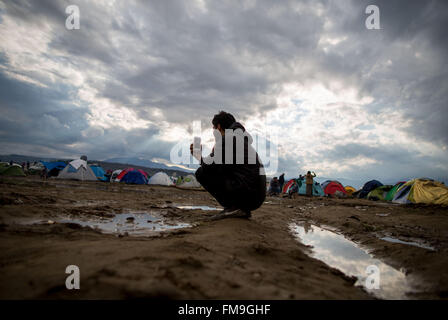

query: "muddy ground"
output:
0 176 447 299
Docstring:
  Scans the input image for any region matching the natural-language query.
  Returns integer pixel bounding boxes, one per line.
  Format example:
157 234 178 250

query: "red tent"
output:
116 168 148 181
323 181 347 195
282 179 296 193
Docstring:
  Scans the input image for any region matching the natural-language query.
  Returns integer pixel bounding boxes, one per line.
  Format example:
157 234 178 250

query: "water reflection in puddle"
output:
60 213 190 236
175 205 221 211
290 223 413 299
380 237 435 251
22 212 191 236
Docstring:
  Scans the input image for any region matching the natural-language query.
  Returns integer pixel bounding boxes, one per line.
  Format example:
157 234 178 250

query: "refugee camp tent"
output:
282 179 296 193
41 161 67 177
57 159 97 181
28 162 45 174
392 178 448 205
356 180 383 199
148 172 173 186
282 178 324 196
117 168 132 180
0 164 26 177
89 165 108 182
322 180 347 196
176 174 201 188
385 182 406 201
110 169 123 182
41 161 66 171
120 170 148 184
320 180 331 190
367 185 393 201
298 180 325 196
116 168 148 181
345 186 356 196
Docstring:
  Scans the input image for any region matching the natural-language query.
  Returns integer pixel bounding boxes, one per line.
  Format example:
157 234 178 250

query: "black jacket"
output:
200 122 266 193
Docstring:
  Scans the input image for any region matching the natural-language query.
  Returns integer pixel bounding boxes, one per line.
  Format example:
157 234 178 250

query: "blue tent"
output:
41 161 67 177
357 180 383 199
41 161 66 171
90 165 108 182
120 170 148 185
296 178 325 196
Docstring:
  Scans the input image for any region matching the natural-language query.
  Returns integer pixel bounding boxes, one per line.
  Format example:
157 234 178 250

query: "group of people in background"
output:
267 173 285 196
268 171 317 197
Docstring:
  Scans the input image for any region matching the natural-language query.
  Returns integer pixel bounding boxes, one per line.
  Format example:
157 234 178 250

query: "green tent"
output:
0 165 26 177
367 185 393 201
385 182 406 201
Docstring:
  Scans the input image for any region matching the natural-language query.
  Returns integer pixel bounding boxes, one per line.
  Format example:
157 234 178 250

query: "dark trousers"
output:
195 166 266 212
306 184 313 197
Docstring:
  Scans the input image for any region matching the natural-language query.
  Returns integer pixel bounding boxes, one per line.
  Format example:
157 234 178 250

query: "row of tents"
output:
0 159 202 189
280 177 448 206
3 159 447 205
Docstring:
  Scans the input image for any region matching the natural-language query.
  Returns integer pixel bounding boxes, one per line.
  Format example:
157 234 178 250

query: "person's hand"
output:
190 143 202 161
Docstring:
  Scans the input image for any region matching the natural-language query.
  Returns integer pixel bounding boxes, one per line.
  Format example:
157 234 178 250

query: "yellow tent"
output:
393 179 448 206
344 185 356 195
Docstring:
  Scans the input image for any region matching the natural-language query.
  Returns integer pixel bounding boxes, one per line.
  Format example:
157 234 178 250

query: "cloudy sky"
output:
0 0 447 185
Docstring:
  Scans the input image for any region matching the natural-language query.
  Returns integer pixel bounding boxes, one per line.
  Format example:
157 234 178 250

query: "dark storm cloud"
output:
45 0 327 122
328 0 448 144
0 69 171 160
320 142 448 182
0 70 89 145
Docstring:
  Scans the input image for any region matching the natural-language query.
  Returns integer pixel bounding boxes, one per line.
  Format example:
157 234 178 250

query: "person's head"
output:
307 171 311 175
273 177 278 181
212 111 236 135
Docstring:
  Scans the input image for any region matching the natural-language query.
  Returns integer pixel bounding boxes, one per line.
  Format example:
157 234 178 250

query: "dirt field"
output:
1 176 447 299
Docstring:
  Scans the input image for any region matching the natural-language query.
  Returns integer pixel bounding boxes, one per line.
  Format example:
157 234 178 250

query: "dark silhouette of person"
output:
268 177 281 196
193 111 266 219
279 173 285 192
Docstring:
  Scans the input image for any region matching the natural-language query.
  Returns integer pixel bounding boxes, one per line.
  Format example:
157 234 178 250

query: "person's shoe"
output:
210 209 251 221
219 207 238 214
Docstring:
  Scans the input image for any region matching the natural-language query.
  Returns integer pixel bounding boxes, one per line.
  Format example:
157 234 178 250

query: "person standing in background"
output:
279 173 285 193
305 171 316 197
268 177 281 196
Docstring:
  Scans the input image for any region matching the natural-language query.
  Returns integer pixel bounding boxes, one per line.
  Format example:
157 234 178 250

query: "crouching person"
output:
192 111 266 220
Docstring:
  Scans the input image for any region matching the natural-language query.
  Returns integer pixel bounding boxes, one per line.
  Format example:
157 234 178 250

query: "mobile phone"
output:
193 137 201 159
194 136 201 149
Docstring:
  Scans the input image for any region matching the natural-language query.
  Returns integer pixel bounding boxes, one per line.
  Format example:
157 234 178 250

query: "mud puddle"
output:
290 223 414 299
9 212 191 236
52 183 109 192
379 236 435 251
174 205 222 211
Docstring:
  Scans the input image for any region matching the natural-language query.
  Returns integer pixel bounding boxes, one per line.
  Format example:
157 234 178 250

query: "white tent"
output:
110 169 123 182
57 159 97 181
148 172 173 186
177 174 201 189
29 162 45 171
